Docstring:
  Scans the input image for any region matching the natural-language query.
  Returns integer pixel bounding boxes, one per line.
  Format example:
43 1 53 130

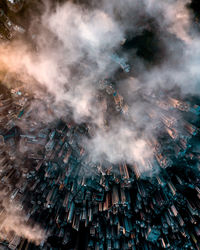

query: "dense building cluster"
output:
0 73 199 249
0 0 199 249
0 0 25 40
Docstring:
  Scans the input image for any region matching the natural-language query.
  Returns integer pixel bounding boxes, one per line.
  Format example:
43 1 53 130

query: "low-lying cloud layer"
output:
0 0 199 172
0 0 200 244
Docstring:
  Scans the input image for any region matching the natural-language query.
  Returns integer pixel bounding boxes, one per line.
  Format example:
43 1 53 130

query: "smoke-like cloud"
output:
0 0 199 177
0 186 46 245
0 0 199 244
